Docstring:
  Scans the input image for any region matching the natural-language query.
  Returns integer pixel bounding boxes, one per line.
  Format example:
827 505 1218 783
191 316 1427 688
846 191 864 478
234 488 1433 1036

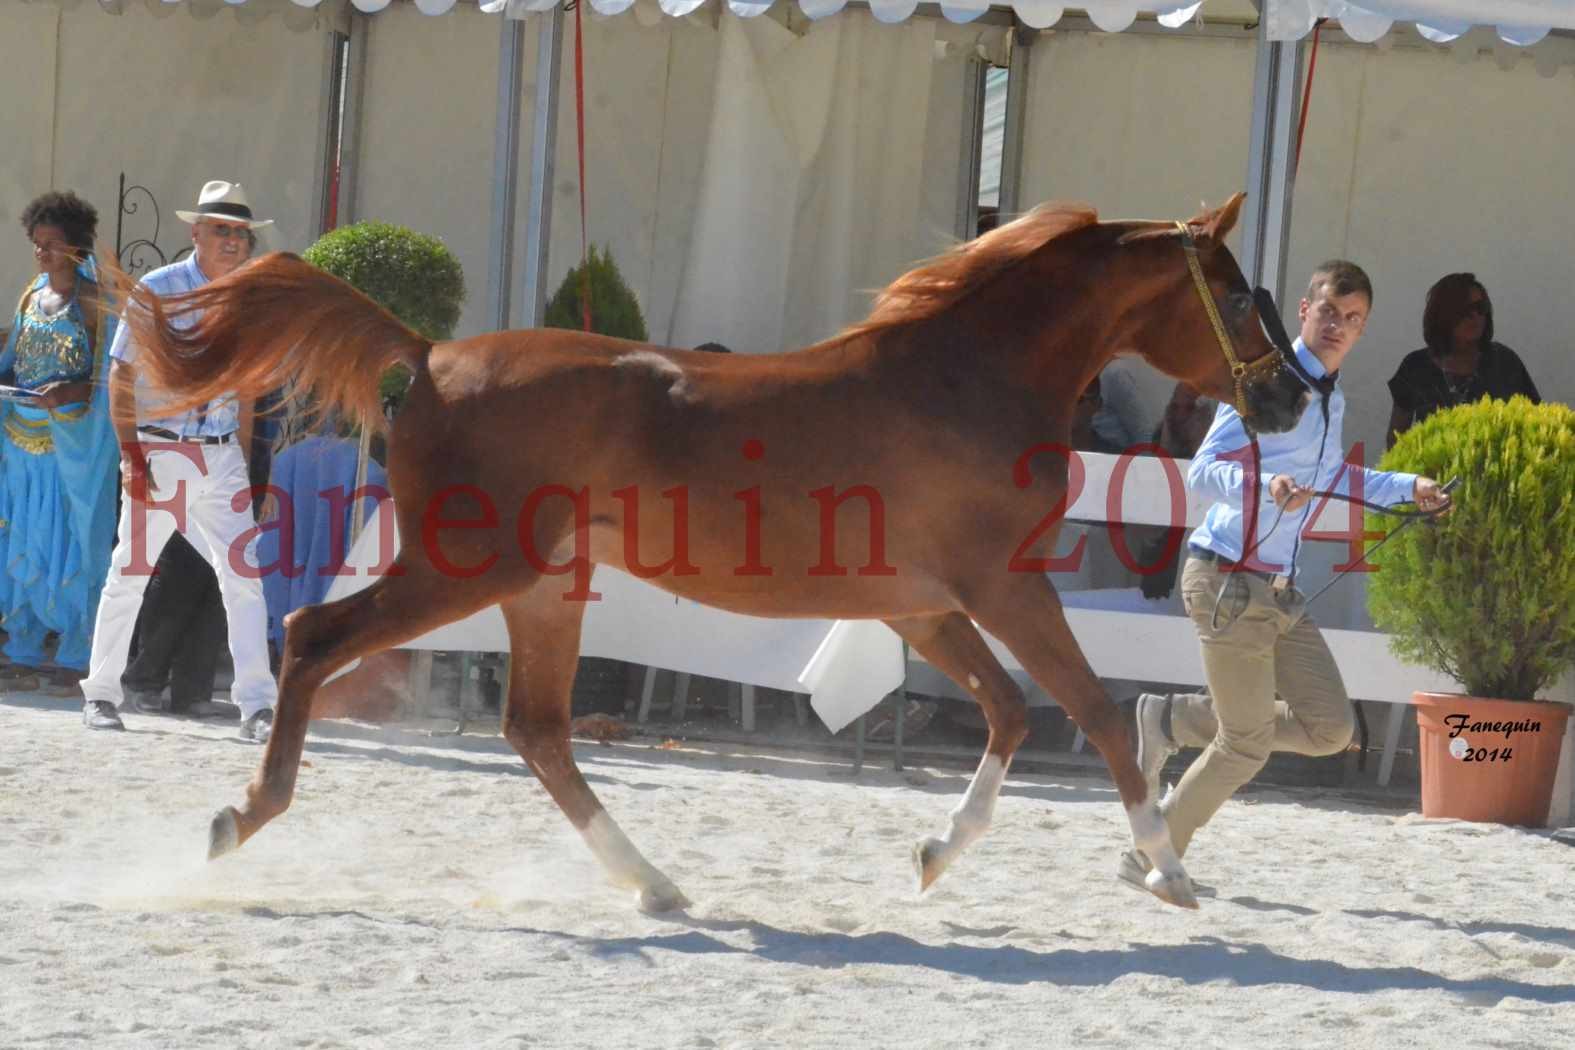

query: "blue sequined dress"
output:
0 267 118 671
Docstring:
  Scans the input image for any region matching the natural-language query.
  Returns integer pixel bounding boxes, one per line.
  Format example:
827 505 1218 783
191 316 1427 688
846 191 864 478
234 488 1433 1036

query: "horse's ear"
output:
1191 192 1247 245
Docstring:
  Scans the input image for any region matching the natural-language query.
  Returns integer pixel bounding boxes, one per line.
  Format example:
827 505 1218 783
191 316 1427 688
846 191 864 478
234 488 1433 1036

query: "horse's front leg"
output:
209 561 489 858
499 588 689 913
969 576 1199 910
885 613 1029 892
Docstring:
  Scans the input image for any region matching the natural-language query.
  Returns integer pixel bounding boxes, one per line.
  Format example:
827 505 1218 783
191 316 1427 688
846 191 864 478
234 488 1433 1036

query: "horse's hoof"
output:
1144 868 1200 910
912 837 947 893
637 882 691 915
208 807 240 860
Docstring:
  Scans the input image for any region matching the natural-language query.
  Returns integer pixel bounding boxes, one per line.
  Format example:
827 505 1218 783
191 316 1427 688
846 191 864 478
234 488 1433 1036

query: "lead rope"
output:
1204 423 1457 769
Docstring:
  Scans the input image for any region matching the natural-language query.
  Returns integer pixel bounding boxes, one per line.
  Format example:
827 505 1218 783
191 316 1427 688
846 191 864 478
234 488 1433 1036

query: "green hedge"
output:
1368 396 1575 700
303 221 465 340
304 221 466 408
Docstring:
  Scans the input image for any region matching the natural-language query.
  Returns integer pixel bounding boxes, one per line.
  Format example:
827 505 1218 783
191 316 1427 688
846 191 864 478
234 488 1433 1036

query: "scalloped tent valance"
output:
77 0 1207 32
1265 1 1575 46
76 0 1575 46
473 0 1206 27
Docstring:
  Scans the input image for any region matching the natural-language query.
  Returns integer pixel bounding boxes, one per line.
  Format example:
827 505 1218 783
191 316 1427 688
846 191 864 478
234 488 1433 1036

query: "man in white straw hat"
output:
79 180 278 742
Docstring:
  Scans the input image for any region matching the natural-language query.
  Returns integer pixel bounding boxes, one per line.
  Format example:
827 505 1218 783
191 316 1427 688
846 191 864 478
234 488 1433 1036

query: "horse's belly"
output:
584 522 958 620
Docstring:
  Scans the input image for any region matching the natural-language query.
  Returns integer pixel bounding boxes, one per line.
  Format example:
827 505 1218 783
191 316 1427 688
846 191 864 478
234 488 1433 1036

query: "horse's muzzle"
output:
1242 368 1310 435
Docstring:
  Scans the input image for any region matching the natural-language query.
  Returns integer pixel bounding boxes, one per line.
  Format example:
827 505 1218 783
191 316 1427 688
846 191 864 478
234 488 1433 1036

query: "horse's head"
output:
1121 193 1308 435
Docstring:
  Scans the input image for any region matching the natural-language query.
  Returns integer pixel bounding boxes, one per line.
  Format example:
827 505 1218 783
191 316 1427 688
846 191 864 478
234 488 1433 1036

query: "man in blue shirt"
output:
1120 260 1448 890
78 181 278 743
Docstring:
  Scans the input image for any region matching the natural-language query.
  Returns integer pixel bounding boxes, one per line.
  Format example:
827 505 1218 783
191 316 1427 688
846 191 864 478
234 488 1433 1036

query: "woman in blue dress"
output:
0 191 119 693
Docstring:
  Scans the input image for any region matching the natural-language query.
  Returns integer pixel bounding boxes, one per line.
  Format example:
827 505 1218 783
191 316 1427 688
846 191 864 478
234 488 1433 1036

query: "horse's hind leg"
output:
208 559 504 859
884 613 1030 893
967 576 1197 910
498 587 689 913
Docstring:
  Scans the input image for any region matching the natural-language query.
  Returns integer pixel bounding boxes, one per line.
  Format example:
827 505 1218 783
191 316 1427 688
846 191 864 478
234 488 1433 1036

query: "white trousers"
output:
80 438 277 719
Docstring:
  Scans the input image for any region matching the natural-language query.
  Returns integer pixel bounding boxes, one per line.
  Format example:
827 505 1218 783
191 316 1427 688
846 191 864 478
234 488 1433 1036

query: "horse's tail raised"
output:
124 251 430 433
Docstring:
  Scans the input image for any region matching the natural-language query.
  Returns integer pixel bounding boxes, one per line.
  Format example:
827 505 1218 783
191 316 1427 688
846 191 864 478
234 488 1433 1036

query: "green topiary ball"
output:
303 221 466 341
543 245 648 341
1368 396 1575 701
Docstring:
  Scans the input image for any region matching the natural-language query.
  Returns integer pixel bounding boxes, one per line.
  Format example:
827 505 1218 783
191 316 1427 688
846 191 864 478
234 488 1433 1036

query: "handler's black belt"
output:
1188 544 1291 592
137 425 235 446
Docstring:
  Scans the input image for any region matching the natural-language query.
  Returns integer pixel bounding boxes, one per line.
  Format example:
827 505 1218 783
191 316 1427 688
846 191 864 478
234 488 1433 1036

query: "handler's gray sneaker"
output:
1133 692 1177 800
82 700 125 731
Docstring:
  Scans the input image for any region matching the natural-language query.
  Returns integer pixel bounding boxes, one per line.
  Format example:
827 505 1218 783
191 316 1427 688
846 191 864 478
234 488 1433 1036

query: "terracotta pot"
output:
1413 691 1570 827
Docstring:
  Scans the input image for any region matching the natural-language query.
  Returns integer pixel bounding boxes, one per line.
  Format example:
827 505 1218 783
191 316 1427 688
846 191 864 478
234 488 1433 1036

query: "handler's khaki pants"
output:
1159 556 1355 856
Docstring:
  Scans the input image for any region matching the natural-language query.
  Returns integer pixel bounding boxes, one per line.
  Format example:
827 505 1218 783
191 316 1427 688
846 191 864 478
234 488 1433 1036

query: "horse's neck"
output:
920 247 1122 395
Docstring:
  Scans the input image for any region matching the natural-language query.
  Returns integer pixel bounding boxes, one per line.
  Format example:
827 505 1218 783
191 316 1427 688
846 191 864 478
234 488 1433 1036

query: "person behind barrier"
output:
1385 272 1540 448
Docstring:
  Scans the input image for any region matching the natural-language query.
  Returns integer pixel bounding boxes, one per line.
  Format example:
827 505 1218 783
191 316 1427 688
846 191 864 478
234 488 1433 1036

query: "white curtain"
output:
668 11 939 354
0 2 327 303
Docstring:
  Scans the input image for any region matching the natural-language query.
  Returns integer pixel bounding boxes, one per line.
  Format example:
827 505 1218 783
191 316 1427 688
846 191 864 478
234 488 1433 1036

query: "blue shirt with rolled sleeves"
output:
1187 338 1418 577
108 253 239 439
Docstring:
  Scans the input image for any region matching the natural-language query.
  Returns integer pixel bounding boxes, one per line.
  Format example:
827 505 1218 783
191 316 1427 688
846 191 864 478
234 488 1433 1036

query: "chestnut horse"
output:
125 193 1306 911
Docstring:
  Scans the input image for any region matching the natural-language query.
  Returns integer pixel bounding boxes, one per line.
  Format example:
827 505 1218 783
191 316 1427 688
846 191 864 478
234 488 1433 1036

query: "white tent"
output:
36 0 1575 330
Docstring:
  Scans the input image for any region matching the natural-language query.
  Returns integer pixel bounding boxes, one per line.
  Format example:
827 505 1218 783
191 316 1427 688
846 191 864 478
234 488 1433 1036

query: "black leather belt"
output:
137 425 235 446
1188 544 1292 591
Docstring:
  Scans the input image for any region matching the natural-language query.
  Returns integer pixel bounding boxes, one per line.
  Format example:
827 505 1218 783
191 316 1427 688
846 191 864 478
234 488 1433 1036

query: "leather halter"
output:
1174 221 1286 419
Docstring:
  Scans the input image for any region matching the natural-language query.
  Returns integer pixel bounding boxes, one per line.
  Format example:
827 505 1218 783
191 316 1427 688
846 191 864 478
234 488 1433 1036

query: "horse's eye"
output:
1227 292 1254 318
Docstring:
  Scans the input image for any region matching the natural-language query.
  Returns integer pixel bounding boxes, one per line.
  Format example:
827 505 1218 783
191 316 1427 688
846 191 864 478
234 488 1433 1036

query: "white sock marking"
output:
941 753 1006 852
583 811 656 889
1126 798 1187 883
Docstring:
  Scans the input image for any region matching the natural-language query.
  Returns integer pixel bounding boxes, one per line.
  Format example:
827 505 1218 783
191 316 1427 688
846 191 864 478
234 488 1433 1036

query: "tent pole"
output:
486 15 528 331
1240 16 1304 305
520 5 565 330
997 24 1034 221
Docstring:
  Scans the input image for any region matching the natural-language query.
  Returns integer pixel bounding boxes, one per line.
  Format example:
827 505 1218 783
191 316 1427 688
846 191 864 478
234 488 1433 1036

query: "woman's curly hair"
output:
21 190 99 254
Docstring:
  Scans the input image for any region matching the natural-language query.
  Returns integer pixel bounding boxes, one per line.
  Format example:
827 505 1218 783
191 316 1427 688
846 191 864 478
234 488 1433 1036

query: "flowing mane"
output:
836 202 1100 343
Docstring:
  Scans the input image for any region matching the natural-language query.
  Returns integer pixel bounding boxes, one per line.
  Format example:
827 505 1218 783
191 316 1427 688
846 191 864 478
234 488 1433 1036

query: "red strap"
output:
1293 19 1323 180
574 0 591 333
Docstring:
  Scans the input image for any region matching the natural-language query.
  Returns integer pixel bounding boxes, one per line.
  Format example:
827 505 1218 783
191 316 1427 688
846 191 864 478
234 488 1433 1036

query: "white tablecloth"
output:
322 505 905 731
322 503 1381 732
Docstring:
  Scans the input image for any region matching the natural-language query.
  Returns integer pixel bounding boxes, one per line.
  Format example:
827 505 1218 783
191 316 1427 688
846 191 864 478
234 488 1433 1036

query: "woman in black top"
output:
1386 272 1540 447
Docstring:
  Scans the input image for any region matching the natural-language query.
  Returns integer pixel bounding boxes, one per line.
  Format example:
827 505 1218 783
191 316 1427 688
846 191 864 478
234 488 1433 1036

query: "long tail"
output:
124 251 430 432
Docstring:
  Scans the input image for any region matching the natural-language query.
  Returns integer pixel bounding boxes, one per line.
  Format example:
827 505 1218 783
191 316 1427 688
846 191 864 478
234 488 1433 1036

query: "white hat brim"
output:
176 210 274 229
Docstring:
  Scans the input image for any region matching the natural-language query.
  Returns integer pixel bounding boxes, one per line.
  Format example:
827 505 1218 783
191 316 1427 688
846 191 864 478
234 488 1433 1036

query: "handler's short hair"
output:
1306 259 1373 307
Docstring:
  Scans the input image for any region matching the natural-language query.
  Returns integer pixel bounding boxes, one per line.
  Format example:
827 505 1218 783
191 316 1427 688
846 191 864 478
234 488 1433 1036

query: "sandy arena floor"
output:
3 695 1573 1050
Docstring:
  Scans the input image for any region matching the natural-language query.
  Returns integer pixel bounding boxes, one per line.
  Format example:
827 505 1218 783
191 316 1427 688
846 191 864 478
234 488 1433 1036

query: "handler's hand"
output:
1269 473 1315 513
1414 476 1451 514
121 444 154 502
